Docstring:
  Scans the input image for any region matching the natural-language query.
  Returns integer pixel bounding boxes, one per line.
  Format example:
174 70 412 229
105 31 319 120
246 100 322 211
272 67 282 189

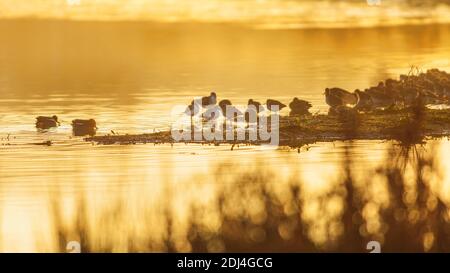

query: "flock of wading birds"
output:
34 69 450 135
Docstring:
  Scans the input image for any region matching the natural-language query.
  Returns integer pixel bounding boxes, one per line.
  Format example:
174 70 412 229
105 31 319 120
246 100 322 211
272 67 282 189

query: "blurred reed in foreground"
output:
45 138 449 252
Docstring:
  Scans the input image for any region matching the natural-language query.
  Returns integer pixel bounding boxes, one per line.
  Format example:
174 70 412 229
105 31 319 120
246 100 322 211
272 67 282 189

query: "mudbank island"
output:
84 69 450 149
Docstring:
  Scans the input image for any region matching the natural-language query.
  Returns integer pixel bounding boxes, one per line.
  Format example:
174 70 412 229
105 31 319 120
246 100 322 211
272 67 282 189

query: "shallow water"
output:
0 20 450 252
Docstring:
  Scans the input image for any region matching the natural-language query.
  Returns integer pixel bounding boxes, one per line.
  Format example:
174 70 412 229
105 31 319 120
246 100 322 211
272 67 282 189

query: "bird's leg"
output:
232 116 236 141
222 119 227 141
190 115 194 141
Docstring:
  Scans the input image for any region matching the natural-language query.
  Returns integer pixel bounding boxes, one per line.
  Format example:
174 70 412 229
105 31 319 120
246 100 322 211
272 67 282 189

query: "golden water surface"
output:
0 1 450 252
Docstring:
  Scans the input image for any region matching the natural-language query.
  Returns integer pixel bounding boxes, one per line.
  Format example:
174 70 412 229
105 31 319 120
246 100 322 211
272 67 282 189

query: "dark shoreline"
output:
85 108 450 148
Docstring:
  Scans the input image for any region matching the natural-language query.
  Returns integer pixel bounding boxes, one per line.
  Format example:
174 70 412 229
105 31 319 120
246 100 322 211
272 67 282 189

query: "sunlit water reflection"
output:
0 20 449 252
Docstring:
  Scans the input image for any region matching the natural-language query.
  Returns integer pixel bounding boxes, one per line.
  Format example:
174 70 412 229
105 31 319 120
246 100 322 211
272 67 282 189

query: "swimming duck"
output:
289 97 312 116
72 119 97 136
324 88 357 107
266 99 286 112
35 115 59 129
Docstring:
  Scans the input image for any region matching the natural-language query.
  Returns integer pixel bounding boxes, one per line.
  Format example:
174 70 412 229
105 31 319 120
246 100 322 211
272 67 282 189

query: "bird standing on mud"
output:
184 92 218 128
328 105 358 120
354 89 373 112
247 99 263 112
201 92 217 107
289 97 312 116
266 99 286 112
218 100 243 121
245 99 264 126
324 88 357 107
185 92 217 116
365 84 396 109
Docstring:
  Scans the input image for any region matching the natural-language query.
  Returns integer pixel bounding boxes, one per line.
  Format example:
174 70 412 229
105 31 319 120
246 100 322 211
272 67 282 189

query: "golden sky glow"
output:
0 0 450 28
